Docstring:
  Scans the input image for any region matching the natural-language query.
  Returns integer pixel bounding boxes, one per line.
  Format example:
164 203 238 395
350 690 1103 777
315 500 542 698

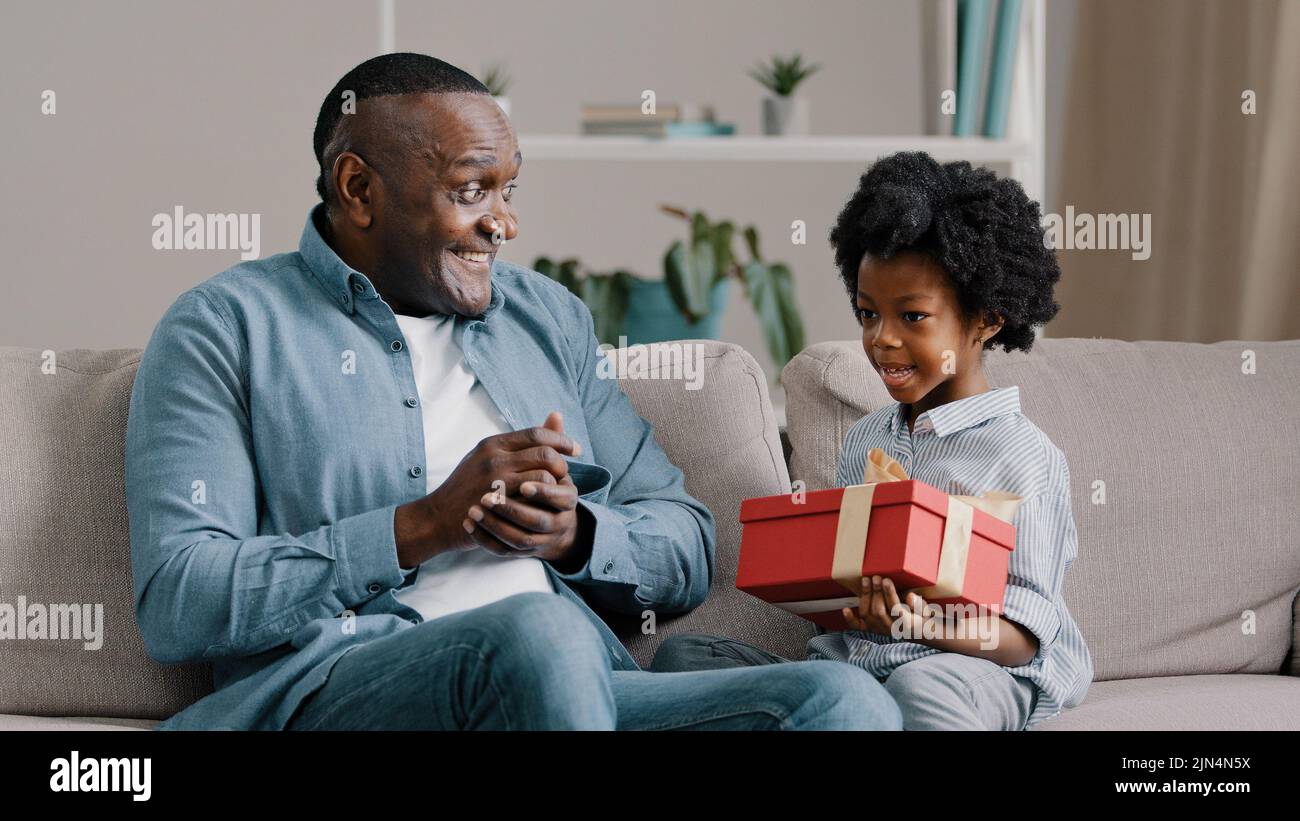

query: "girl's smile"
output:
878 363 917 388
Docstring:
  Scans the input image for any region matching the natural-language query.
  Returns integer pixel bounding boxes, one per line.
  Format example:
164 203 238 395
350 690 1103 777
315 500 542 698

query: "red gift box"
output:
736 452 1019 631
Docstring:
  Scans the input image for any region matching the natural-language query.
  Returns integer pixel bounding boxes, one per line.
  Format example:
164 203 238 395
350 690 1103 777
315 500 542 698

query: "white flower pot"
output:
762 95 809 136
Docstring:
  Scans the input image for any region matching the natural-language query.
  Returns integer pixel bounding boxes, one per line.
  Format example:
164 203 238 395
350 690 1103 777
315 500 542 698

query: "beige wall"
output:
2 0 1075 386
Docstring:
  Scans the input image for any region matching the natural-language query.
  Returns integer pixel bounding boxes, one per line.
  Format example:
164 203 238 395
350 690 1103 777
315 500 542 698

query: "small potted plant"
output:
480 63 511 118
749 52 820 136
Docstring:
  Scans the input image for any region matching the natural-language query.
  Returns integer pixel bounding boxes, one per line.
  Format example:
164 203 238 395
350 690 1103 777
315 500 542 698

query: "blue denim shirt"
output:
125 205 716 730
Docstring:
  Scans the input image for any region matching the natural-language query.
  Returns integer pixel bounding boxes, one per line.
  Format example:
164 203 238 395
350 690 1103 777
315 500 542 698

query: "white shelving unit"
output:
513 0 1047 205
517 135 1033 166
376 1 1046 199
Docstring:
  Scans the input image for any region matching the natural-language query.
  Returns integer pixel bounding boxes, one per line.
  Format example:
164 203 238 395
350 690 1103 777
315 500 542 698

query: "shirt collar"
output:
885 385 1022 438
298 203 505 320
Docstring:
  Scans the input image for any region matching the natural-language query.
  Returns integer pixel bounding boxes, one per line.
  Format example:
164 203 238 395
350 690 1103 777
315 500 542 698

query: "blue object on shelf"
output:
955 0 993 137
983 0 1022 138
621 277 732 344
665 122 737 138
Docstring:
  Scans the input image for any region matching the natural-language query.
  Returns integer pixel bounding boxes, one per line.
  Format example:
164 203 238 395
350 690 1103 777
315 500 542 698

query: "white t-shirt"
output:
390 311 553 622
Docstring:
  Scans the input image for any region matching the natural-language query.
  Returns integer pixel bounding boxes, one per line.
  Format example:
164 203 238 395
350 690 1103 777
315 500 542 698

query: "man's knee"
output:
448 593 615 728
793 661 902 730
466 592 607 669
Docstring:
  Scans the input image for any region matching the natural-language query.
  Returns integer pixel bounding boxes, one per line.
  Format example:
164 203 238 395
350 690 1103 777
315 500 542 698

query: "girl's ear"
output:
975 311 1005 345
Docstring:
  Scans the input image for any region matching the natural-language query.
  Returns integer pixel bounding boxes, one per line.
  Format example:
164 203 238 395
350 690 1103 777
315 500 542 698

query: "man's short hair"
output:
313 52 490 208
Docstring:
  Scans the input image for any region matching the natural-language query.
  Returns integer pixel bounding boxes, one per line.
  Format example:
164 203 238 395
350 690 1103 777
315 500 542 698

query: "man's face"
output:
350 92 520 317
854 251 990 409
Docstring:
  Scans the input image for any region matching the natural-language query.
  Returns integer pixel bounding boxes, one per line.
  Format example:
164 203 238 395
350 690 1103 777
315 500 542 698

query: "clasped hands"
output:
433 410 588 567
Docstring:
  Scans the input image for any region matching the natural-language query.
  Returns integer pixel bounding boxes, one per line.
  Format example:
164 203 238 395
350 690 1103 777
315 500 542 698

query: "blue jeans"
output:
286 593 901 730
651 633 1037 731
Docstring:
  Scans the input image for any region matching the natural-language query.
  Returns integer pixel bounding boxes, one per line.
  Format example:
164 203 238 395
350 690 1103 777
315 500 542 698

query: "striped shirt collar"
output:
886 385 1022 438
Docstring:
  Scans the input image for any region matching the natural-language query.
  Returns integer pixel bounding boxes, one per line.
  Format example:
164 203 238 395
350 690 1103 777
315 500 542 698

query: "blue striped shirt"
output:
805 385 1093 728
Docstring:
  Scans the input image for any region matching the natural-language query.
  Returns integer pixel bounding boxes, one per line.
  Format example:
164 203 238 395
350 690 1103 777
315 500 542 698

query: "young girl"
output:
651 151 1093 730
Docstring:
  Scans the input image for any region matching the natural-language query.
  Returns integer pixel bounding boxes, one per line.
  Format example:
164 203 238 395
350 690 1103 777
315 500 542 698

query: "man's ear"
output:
332 151 376 230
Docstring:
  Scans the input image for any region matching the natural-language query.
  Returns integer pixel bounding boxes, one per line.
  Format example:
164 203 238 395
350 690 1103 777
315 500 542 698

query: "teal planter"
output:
621 278 731 344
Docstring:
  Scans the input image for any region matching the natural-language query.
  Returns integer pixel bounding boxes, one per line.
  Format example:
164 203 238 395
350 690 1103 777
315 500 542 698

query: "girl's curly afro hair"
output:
828 151 1060 353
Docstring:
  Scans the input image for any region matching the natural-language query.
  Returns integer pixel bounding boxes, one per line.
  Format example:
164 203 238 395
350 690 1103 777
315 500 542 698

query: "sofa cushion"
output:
1032 674 1300 730
0 714 157 731
604 342 815 666
782 338 1300 683
0 348 213 720
0 341 806 720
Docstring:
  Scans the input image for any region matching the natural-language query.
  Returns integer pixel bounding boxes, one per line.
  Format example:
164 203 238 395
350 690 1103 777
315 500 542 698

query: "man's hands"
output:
394 411 586 568
463 412 590 567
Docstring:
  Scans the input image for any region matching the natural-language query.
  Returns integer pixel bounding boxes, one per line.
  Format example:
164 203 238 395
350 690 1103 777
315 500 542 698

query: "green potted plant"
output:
749 52 820 136
480 63 511 118
532 206 805 372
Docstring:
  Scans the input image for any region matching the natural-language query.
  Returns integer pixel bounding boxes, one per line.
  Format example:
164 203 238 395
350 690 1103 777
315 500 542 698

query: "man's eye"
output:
903 312 928 322
503 182 517 201
458 188 487 204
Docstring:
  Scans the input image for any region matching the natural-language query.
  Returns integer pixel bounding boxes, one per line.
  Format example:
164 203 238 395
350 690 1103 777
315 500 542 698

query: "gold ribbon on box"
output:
830 448 1023 600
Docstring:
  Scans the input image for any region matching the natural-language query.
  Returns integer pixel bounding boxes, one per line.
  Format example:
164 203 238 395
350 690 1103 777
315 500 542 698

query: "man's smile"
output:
447 247 495 270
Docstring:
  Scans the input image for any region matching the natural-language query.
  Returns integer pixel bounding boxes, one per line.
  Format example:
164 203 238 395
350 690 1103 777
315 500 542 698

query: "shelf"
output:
517 134 1034 164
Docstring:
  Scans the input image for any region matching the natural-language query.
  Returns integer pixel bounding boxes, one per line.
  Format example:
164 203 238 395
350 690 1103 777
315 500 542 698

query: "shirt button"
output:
367 582 382 594
603 559 615 574
405 396 418 408
409 617 422 625
390 340 404 352
409 465 423 478
351 281 365 294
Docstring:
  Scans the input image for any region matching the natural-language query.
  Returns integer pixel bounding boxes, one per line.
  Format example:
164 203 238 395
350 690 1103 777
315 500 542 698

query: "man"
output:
126 52 901 730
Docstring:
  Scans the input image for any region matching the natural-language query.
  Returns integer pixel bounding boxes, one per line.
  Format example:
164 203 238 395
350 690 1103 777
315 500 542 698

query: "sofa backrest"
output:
782 337 1300 682
0 341 804 718
607 342 814 666
0 348 212 719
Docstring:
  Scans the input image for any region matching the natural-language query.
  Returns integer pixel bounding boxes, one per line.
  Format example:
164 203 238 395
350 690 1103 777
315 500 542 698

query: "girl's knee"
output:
649 633 726 672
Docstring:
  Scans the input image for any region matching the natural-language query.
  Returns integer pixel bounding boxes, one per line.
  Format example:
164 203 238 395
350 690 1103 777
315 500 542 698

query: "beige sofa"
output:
1 336 1297 730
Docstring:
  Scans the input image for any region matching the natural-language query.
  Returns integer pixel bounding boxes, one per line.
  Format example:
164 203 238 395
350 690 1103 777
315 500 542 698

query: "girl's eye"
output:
903 312 928 322
853 307 876 323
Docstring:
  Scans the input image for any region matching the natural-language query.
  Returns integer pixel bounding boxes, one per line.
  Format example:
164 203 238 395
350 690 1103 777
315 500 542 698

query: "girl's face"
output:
854 251 1003 422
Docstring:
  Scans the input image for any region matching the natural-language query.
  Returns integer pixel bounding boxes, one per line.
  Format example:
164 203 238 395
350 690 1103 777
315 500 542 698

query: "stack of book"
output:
921 0 1030 138
580 103 736 138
